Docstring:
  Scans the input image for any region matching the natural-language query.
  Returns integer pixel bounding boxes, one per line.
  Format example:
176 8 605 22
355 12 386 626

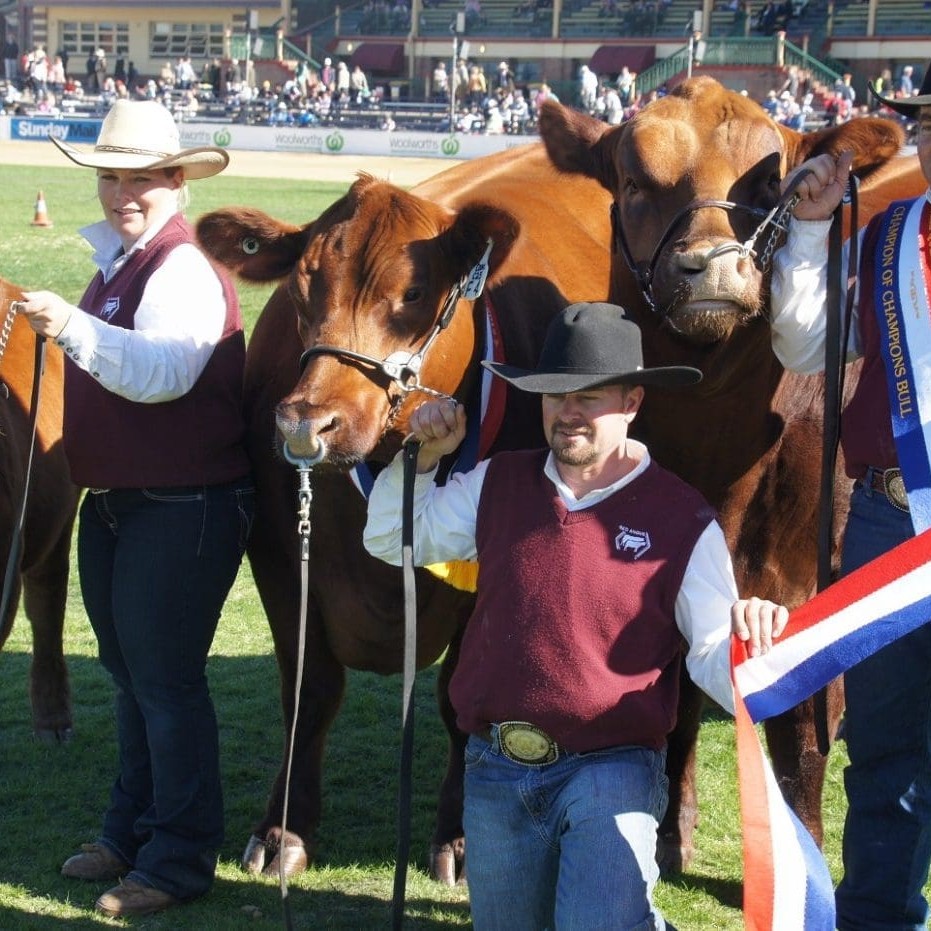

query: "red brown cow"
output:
195 147 613 881
538 76 928 870
0 277 79 741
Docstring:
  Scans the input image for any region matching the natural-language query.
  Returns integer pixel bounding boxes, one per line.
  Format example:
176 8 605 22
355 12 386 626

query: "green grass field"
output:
0 163 855 929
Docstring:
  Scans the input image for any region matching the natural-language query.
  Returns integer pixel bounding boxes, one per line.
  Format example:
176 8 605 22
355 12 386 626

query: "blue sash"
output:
873 196 931 533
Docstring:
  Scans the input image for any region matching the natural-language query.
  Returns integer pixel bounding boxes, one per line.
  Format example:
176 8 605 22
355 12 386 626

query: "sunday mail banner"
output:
2 115 535 161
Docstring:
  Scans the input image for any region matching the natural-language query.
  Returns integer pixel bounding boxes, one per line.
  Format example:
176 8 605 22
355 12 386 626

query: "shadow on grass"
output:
662 870 744 911
1 648 466 927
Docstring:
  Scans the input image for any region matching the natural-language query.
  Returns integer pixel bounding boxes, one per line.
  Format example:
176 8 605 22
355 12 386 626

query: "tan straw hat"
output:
49 99 229 180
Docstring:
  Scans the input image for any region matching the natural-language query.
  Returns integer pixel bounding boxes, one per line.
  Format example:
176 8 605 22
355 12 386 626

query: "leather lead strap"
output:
814 176 858 756
0 336 46 625
392 440 421 930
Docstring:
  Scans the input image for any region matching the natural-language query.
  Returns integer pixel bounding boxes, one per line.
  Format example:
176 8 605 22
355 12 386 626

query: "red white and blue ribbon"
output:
732 526 931 929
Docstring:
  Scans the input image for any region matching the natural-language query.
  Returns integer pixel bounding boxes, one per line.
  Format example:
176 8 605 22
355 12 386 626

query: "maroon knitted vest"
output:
449 448 716 752
64 214 250 488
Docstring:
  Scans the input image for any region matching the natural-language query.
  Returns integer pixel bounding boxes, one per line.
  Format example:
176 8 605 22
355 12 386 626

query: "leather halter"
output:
611 172 811 316
297 239 494 404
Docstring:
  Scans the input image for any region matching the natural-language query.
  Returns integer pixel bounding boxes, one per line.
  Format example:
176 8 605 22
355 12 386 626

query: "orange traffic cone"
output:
31 190 53 228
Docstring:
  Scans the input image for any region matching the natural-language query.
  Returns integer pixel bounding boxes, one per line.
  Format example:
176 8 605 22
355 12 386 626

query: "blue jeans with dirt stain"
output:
835 479 931 931
77 479 254 901
463 727 671 930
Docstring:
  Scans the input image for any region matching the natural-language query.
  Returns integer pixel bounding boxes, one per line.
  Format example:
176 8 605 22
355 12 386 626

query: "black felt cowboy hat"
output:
481 302 702 393
869 62 931 115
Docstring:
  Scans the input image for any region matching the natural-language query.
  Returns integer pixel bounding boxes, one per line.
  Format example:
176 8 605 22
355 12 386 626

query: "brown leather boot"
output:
95 878 179 917
60 843 129 881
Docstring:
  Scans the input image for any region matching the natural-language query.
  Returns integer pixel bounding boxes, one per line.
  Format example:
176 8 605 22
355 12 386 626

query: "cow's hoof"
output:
429 839 466 886
656 834 693 878
242 829 310 879
34 724 74 744
261 833 308 879
242 835 268 874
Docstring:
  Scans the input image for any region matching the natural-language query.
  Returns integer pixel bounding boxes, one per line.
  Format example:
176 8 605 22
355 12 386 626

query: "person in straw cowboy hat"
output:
17 99 253 917
364 302 789 930
769 63 931 930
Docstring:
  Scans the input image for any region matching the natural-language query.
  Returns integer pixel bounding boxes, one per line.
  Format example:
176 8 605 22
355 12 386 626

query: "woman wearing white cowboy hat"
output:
364 302 789 931
18 99 253 919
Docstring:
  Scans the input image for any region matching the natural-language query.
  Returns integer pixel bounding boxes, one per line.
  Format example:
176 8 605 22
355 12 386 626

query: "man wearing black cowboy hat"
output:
770 66 931 930
365 302 788 930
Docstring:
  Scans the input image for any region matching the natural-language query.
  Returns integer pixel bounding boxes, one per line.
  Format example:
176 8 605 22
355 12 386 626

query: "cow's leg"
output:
21 523 75 743
764 681 845 847
657 667 705 875
430 628 467 886
247 641 345 878
241 508 346 879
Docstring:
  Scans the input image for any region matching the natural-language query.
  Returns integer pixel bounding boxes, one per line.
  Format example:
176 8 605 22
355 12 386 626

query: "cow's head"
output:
539 77 905 349
198 174 520 466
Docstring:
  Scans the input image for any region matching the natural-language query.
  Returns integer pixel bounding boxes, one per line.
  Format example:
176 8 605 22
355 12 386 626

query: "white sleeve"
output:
674 520 739 715
770 218 862 375
363 455 490 566
52 244 226 403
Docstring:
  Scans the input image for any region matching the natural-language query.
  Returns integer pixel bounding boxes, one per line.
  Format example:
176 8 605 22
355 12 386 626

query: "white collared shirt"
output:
52 213 227 403
363 439 739 712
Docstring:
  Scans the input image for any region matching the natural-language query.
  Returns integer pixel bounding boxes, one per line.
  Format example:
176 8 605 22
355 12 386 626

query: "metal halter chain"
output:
612 168 812 316
297 239 494 404
0 300 22 369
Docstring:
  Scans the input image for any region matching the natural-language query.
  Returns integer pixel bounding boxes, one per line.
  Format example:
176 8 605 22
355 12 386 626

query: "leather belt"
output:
478 721 560 765
863 467 909 513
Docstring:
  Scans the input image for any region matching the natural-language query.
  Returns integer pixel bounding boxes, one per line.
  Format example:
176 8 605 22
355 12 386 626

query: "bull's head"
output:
198 174 519 467
539 77 906 349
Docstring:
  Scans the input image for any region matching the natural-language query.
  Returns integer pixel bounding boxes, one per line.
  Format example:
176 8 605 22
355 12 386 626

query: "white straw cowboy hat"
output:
49 99 229 180
482 302 702 394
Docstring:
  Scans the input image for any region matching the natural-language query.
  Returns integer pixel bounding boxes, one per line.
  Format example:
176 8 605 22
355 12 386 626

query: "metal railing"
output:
634 36 843 95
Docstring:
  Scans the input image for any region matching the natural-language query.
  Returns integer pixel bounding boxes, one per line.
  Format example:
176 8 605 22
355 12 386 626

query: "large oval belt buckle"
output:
884 469 910 513
498 722 558 765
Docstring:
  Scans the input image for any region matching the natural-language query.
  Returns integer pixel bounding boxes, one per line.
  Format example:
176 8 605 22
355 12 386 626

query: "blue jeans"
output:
77 479 254 900
835 481 931 930
463 729 670 930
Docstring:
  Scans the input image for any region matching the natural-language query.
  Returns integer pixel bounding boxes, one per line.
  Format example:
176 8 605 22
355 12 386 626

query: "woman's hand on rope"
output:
18 290 74 339
782 150 854 223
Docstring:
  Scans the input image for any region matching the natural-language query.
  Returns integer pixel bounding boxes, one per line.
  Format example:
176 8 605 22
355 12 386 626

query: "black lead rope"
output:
814 175 858 757
391 439 421 930
0 335 46 625
819 175 859 594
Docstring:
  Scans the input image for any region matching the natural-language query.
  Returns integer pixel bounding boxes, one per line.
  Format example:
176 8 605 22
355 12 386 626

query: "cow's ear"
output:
196 208 309 282
538 99 619 194
786 117 905 179
443 203 520 277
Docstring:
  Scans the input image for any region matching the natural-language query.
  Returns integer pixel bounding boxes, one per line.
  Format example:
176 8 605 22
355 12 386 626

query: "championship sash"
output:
873 196 931 532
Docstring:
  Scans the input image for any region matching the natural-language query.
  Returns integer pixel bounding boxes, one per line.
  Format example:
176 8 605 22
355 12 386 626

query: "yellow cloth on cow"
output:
425 560 479 593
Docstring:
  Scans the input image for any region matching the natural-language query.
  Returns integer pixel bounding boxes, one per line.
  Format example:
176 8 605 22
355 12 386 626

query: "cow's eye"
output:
241 237 260 255
402 286 423 303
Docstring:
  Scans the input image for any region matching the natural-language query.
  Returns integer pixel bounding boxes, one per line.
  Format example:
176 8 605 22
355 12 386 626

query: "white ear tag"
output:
462 239 493 300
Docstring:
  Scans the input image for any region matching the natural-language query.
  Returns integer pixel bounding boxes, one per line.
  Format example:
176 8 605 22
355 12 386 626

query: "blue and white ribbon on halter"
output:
874 196 931 533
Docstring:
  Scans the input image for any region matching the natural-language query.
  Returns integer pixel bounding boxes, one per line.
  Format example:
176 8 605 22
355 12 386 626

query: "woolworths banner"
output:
1 115 537 160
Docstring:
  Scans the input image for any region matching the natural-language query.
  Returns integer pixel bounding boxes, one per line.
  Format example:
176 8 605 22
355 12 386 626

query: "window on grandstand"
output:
59 21 129 58
150 22 225 60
